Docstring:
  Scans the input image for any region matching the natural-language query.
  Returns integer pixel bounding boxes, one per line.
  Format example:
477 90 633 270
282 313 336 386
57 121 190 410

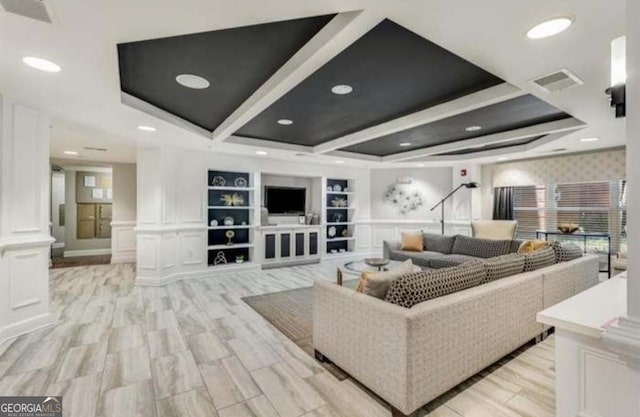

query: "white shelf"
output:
208 243 254 250
208 186 254 191
327 191 354 195
207 225 254 230
325 222 355 226
326 237 355 242
208 206 254 210
207 261 260 271
326 207 355 210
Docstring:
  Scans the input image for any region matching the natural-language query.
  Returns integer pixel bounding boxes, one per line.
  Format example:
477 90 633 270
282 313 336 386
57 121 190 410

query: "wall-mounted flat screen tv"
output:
264 186 306 215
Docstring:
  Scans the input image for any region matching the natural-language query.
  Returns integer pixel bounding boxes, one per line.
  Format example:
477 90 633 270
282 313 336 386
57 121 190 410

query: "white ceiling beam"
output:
121 92 211 139
382 117 586 162
312 82 525 154
226 135 313 153
323 149 383 162
409 131 574 163
211 10 384 143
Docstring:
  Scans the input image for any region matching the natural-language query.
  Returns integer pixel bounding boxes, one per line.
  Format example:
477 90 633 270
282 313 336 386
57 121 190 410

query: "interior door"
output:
77 203 96 239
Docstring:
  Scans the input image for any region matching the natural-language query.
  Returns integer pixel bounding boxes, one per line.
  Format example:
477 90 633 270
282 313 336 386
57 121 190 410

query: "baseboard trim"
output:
111 252 136 264
63 248 111 258
52 242 65 249
0 313 55 345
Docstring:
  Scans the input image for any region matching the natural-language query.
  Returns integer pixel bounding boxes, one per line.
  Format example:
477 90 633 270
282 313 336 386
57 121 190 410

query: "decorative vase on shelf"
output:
210 219 218 227
235 255 245 263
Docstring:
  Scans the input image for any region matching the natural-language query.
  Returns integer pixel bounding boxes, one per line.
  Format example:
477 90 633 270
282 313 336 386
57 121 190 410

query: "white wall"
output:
111 163 137 263
50 170 65 248
481 148 626 218
369 167 452 221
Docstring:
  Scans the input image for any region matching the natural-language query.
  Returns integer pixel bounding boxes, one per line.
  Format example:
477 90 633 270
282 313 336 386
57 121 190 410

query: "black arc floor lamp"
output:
430 182 480 235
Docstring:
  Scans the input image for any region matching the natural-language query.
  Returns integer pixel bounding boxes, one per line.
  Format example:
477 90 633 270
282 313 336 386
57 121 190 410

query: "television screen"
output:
265 186 306 214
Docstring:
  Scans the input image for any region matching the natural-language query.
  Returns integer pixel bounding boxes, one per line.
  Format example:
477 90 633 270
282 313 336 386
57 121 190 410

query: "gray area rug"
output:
242 279 358 380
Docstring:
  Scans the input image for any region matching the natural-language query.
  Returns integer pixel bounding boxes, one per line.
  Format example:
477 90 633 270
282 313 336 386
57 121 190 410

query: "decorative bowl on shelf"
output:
333 184 342 192
558 223 580 234
212 176 226 186
234 177 247 187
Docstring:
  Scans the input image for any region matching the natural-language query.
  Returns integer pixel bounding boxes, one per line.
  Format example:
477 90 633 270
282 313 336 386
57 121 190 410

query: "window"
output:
511 180 626 254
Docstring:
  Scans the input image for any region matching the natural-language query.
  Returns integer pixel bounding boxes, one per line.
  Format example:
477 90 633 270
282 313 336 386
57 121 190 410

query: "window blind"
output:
511 180 626 253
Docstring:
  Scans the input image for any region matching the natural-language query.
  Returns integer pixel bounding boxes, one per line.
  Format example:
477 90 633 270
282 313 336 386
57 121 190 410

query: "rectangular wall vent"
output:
84 147 108 152
0 0 52 23
531 69 583 93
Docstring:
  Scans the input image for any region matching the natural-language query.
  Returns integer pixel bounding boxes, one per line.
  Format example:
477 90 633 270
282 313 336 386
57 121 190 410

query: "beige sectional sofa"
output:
313 254 599 416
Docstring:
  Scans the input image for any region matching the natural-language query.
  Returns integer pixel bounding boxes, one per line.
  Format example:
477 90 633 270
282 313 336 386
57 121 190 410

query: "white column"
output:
626 0 640 321
135 147 208 286
0 96 54 342
604 0 640 357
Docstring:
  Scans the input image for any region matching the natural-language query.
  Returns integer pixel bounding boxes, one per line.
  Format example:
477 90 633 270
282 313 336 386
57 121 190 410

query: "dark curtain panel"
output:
493 186 514 220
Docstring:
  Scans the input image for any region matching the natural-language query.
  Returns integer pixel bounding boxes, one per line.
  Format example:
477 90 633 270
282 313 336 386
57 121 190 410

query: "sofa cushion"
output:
423 233 456 254
385 260 485 308
428 254 478 269
451 235 513 258
400 232 423 252
356 259 415 299
552 241 583 263
482 253 525 283
510 239 525 253
523 247 556 272
389 250 442 268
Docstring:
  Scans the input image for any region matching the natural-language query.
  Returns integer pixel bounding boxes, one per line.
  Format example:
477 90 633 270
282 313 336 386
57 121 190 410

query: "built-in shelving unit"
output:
207 169 255 268
324 178 355 255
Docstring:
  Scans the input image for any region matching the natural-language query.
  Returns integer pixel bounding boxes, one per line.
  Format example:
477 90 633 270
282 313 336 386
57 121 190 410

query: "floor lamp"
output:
430 182 480 235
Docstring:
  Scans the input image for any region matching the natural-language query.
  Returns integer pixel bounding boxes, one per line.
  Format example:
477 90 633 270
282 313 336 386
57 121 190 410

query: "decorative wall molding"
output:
111 221 136 264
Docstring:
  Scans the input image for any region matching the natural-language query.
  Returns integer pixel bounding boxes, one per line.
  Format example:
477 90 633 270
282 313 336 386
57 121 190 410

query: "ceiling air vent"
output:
84 146 108 152
531 69 583 93
0 0 53 23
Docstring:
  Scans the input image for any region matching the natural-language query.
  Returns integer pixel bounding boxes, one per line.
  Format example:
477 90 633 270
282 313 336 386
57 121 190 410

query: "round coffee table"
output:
336 259 422 285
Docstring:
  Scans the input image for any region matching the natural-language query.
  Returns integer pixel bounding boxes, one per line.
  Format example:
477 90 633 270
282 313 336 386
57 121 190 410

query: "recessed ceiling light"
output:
465 125 482 132
526 17 573 39
331 84 353 95
175 74 210 89
498 156 510 161
399 142 412 147
138 125 156 132
256 151 268 156
277 119 293 126
63 150 78 156
580 137 599 142
335 160 345 164
22 56 61 72
416 163 426 167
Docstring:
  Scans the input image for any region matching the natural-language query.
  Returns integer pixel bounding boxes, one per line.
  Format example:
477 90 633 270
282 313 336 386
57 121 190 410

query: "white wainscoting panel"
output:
160 234 177 270
111 221 136 263
137 235 159 271
180 231 206 267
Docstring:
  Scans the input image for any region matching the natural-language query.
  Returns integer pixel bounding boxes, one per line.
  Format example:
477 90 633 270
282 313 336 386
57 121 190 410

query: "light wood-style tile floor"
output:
0 263 556 417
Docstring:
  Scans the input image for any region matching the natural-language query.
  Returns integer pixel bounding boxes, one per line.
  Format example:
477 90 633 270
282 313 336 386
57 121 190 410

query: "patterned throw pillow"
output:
551 241 583 263
384 260 485 308
423 233 456 254
518 239 550 254
523 247 556 271
355 260 415 299
451 235 513 258
482 253 525 283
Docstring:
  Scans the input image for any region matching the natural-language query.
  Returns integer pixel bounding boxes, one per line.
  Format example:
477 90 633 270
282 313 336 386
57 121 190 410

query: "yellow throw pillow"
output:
400 232 423 252
518 239 550 254
356 260 414 298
